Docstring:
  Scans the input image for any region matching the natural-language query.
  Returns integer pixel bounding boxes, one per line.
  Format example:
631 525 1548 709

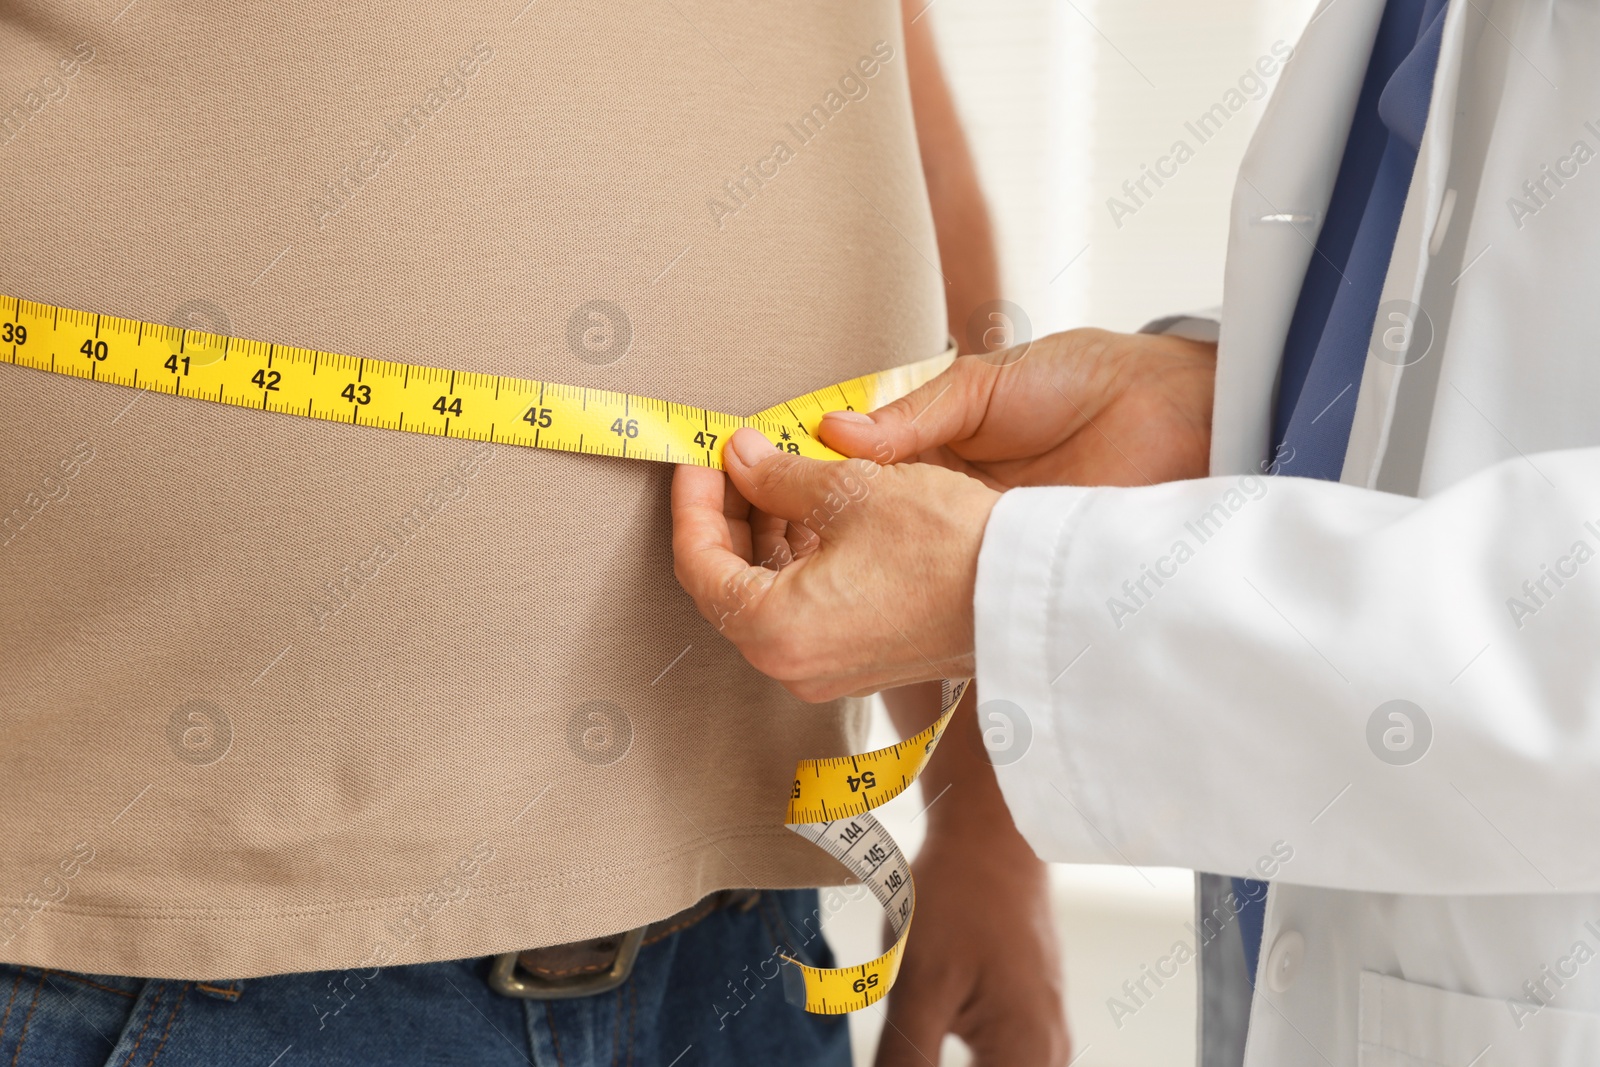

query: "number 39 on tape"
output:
1 294 953 470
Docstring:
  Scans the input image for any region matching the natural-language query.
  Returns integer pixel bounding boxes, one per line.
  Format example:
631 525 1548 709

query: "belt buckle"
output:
487 924 647 1000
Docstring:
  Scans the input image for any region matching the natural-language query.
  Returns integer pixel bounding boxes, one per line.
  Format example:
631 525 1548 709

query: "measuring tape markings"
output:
1 293 965 1013
781 678 968 1013
1 295 952 468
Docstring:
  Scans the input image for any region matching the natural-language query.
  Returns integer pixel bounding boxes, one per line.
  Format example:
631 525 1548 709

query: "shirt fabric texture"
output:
0 0 947 979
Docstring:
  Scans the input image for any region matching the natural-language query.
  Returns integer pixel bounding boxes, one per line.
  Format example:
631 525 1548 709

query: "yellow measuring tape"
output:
1 293 966 1013
782 678 967 1013
0 295 953 468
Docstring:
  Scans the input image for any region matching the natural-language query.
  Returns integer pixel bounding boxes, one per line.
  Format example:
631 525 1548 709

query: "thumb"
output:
722 427 864 530
818 354 1003 464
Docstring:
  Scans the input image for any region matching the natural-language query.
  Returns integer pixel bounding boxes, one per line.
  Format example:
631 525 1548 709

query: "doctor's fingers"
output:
748 509 820 570
722 429 879 537
748 509 789 569
818 351 1007 465
671 463 755 562
670 479 775 632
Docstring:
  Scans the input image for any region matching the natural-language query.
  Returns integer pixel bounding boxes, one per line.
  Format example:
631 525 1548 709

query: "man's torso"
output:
0 0 947 977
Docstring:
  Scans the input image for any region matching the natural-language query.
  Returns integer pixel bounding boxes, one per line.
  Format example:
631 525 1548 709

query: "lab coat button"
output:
1264 930 1305 993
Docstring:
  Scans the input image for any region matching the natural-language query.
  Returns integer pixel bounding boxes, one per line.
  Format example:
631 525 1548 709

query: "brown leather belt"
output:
486 889 761 999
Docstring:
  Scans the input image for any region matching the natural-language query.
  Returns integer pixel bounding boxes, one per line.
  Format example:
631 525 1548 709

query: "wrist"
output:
919 691 1040 862
925 789 1038 854
945 478 1001 663
922 804 1047 885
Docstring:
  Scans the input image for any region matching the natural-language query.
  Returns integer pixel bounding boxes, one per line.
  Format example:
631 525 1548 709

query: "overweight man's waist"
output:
0 659 870 985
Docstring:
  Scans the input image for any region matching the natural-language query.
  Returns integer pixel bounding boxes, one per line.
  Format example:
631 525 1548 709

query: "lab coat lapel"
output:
1211 0 1388 477
1340 0 1470 488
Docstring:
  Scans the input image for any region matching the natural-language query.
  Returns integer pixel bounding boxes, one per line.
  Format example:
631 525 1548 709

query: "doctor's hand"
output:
671 328 1214 699
672 435 997 700
821 327 1216 490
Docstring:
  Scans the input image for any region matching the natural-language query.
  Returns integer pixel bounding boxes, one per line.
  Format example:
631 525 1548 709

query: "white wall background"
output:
823 0 1320 1063
928 0 1320 335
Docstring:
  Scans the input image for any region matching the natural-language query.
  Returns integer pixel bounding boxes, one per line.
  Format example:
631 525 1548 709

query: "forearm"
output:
890 7 1016 832
880 683 1070 1067
883 683 1039 864
979 450 1600 894
902 5 1000 349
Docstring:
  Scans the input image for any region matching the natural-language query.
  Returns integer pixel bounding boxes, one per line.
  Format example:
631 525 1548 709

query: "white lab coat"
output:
977 0 1600 1063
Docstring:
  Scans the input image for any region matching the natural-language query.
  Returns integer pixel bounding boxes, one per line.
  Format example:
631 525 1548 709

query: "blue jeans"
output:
0 889 850 1066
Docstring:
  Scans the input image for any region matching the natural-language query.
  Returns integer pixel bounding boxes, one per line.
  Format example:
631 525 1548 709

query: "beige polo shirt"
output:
0 0 945 978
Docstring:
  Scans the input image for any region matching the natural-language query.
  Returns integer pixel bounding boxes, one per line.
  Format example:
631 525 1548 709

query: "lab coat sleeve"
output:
976 448 1600 895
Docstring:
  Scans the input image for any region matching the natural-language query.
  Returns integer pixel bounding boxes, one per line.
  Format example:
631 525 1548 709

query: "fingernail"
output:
729 427 777 467
822 410 874 426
